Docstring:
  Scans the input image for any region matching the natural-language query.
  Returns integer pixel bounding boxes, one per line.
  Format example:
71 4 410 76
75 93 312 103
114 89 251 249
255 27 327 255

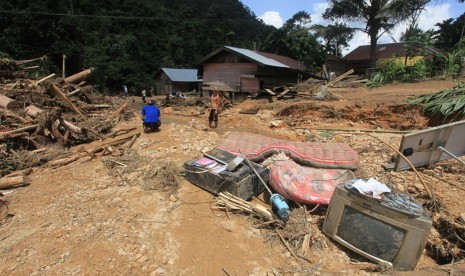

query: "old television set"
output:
322 180 432 271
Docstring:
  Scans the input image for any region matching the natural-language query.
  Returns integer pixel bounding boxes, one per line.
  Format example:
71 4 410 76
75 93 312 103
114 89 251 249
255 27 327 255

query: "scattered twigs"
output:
276 228 298 259
214 192 273 221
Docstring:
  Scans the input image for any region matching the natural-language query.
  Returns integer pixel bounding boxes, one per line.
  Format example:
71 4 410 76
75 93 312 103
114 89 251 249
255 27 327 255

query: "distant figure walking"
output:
141 89 147 103
122 85 128 98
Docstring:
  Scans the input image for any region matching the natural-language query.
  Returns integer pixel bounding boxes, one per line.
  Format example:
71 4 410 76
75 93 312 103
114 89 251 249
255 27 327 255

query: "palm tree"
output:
323 0 430 68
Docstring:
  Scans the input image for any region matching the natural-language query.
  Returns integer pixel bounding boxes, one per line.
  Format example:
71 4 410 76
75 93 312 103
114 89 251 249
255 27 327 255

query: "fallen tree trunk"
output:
0 175 29 189
0 95 19 110
64 68 94 84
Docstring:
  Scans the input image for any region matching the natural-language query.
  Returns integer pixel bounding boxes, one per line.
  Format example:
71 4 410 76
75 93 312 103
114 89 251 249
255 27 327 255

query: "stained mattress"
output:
216 132 360 170
269 159 355 205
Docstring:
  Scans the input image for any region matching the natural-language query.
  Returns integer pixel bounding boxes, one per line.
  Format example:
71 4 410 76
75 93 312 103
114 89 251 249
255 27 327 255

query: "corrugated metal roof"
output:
225 46 290 68
161 68 201 82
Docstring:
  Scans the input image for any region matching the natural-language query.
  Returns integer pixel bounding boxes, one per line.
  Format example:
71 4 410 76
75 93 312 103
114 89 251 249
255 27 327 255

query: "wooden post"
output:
62 54 66 79
0 95 19 110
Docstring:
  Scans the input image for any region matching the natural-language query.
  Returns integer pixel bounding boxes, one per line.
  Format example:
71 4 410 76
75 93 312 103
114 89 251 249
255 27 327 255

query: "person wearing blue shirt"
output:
140 100 161 133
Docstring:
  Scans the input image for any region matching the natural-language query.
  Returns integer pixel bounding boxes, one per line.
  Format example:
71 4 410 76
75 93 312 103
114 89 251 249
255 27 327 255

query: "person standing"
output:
140 100 161 133
123 85 128 98
208 89 222 128
141 89 147 103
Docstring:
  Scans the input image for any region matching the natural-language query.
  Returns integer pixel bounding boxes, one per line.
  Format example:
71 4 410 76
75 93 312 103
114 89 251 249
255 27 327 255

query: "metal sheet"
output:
394 120 465 171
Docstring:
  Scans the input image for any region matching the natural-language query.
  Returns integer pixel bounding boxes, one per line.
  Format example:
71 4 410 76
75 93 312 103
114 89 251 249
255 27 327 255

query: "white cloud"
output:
259 11 284 28
311 2 329 25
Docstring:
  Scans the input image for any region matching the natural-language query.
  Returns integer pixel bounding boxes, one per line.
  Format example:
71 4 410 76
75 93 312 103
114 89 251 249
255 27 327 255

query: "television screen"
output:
337 206 406 262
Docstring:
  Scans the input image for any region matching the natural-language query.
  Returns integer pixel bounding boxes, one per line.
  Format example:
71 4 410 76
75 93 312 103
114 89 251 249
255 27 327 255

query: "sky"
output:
240 0 465 55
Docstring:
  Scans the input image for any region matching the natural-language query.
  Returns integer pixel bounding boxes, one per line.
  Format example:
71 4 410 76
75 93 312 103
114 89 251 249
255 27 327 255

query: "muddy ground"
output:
1 79 465 275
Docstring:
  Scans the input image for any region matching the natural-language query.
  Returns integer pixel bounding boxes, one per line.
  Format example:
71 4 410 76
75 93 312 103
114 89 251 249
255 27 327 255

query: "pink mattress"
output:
269 159 355 205
216 132 359 170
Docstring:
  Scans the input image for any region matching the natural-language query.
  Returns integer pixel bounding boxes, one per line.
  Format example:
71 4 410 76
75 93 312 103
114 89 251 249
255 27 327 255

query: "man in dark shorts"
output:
208 89 222 128
140 100 161 133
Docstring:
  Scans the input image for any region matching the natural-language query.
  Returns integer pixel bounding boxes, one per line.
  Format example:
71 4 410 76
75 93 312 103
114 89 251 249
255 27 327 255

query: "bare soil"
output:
1 79 465 275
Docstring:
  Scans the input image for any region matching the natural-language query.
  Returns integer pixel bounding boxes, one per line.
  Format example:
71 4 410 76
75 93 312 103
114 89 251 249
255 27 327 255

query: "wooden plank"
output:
327 69 354 87
277 89 290 98
264 88 276 96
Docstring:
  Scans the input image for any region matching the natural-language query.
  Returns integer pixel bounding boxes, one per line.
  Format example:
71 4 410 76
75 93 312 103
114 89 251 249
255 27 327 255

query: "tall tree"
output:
323 0 430 68
263 11 325 68
312 23 354 57
433 12 465 51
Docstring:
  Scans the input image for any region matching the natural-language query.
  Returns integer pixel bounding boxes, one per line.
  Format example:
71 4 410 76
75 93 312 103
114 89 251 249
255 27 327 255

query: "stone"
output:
163 107 174 114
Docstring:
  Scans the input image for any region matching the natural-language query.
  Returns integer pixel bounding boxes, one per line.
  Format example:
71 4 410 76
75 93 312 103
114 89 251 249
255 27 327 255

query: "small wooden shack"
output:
199 46 315 95
155 68 202 94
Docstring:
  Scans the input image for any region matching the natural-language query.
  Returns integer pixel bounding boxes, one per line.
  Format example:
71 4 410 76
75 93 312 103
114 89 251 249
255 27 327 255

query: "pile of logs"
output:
0 57 135 179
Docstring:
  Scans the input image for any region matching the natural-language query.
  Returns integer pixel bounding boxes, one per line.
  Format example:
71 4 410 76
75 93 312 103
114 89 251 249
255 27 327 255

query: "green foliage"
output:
0 0 276 92
262 11 325 68
407 83 465 118
312 23 354 57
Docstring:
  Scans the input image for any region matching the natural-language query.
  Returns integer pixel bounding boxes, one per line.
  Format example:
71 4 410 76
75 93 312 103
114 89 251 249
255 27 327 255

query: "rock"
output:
163 107 174 114
283 252 291 258
169 194 177 202
270 120 284 128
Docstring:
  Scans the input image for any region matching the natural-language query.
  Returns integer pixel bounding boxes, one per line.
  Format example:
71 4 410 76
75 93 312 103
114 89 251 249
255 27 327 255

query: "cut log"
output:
111 101 127 118
64 68 94 84
0 175 29 189
0 95 19 110
24 105 45 118
47 82 86 119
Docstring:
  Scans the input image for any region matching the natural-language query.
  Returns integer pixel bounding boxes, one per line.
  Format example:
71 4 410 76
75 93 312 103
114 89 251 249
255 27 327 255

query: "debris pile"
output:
0 57 134 177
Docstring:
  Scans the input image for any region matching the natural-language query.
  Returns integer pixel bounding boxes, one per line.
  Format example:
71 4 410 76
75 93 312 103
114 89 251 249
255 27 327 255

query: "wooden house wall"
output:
203 63 258 92
256 67 299 88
